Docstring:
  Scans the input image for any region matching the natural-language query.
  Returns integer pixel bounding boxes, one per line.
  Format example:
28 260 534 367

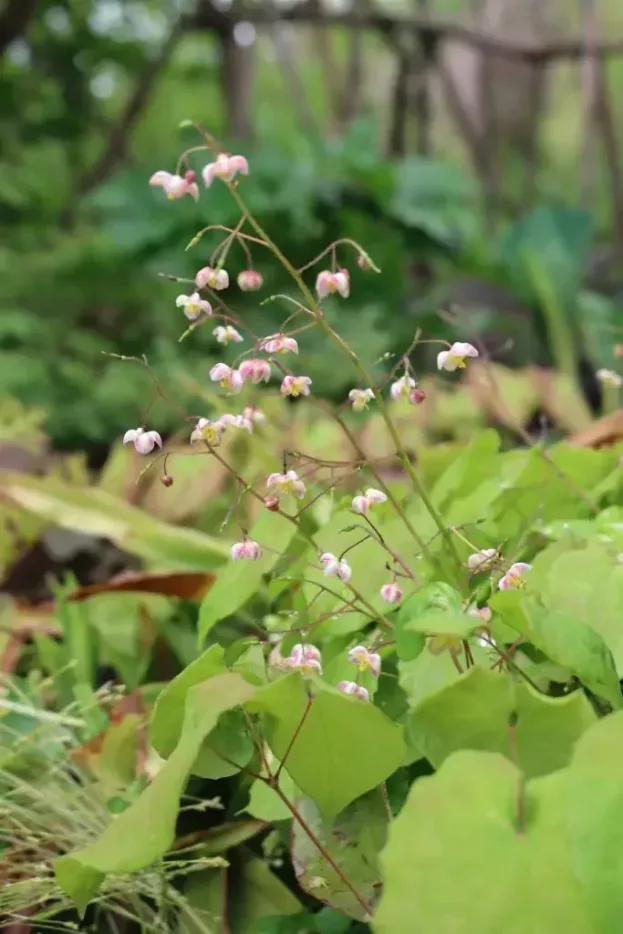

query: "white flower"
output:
597 369 623 389
149 170 199 202
281 375 312 397
243 406 265 426
209 363 245 393
190 418 225 446
213 325 243 345
348 645 381 676
466 549 498 572
258 333 299 355
348 388 374 412
218 413 252 432
123 427 162 455
381 581 403 605
351 488 387 515
390 375 416 400
231 540 262 560
320 552 352 583
316 269 350 299
202 153 249 187
267 470 306 499
437 342 479 372
283 643 322 675
337 681 369 701
176 292 212 321
196 266 230 291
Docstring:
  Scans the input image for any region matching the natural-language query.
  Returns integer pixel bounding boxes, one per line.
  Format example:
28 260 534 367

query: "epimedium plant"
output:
28 124 623 932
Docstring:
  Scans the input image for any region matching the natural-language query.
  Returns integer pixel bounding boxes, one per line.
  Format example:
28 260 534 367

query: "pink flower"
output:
467 549 498 572
239 358 271 384
149 170 199 202
337 681 370 701
381 582 403 605
283 643 322 676
243 406 265 426
176 292 212 321
390 375 416 400
498 562 532 591
351 488 387 515
437 342 479 372
281 375 312 398
231 540 262 560
409 388 426 406
258 333 299 355
196 266 229 291
209 363 245 393
267 470 306 499
468 605 492 624
320 552 352 583
123 427 162 455
218 413 252 432
202 153 249 187
213 325 243 345
348 388 374 412
316 269 350 299
348 645 381 676
190 418 225 446
237 269 263 291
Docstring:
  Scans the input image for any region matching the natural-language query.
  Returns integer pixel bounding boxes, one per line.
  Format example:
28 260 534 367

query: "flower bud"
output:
238 269 263 292
161 475 174 488
264 495 280 511
409 388 426 405
380 582 403 605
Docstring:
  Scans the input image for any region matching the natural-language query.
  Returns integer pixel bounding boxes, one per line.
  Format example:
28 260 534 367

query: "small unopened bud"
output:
409 388 426 406
357 253 373 271
161 475 174 488
184 169 197 184
264 495 280 511
238 269 263 292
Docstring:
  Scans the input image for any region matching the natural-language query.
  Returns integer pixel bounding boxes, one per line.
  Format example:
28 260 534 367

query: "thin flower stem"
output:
275 696 312 781
268 782 373 918
228 187 463 583
297 238 380 274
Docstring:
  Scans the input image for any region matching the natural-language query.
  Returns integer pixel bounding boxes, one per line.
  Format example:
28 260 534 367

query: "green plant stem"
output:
230 188 462 582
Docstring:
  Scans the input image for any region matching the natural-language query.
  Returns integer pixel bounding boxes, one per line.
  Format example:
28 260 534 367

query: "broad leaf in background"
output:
247 674 405 818
407 666 596 778
291 791 388 921
375 751 593 934
54 673 256 912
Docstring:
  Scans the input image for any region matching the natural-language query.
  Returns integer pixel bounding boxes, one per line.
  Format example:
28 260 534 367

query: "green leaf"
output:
199 511 297 642
247 674 406 818
564 711 623 934
404 609 476 637
431 429 500 512
55 673 256 912
229 850 302 933
0 473 229 568
407 666 596 778
395 582 463 661
246 772 297 822
291 791 387 920
375 751 593 934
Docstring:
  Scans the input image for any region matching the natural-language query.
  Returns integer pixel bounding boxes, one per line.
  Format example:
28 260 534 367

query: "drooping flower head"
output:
176 292 212 321
381 581 403 605
281 375 312 398
283 643 322 676
218 413 252 432
267 470 306 499
123 427 162 455
437 342 479 372
498 562 532 591
196 266 230 291
320 552 352 583
348 388 375 412
597 369 623 389
243 406 265 426
351 488 387 515
239 358 271 384
390 375 416 400
316 269 350 299
231 540 262 560
209 363 245 393
348 645 381 677
202 153 249 187
466 549 498 572
149 170 199 202
213 325 243 345
337 680 370 701
190 418 225 446
237 269 263 292
258 333 299 355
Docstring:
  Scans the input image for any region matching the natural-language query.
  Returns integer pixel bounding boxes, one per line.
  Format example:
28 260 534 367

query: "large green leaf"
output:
199 510 298 642
375 751 593 934
407 666 596 778
564 710 623 934
291 791 388 921
0 472 229 568
247 674 405 818
54 673 256 912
